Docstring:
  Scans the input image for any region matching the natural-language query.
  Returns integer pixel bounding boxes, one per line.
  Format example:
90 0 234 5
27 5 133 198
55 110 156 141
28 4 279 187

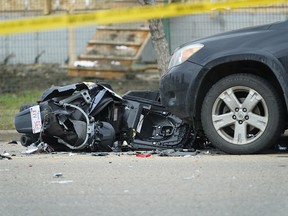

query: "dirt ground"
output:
0 64 160 94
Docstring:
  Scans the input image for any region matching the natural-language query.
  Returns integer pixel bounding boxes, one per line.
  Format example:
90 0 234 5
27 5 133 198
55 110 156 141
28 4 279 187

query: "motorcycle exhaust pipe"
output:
20 134 38 147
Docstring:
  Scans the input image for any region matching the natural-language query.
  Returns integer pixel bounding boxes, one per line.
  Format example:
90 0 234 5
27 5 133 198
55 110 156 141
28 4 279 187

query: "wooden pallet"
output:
68 22 151 79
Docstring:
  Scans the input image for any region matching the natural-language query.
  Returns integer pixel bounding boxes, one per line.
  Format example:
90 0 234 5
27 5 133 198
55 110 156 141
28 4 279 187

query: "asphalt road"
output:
1 134 288 216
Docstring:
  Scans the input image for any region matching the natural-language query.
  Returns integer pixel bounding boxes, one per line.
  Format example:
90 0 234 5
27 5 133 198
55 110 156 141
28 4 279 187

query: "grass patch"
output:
0 90 41 130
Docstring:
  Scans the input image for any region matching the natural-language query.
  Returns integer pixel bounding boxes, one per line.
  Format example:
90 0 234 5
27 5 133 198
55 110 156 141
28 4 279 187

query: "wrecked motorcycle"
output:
15 82 192 152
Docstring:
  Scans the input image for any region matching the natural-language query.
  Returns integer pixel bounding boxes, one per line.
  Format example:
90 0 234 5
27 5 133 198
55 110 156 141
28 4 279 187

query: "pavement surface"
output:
1 130 288 216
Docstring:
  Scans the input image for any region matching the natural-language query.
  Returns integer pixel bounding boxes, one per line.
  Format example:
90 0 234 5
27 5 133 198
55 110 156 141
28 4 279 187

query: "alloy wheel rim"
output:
211 86 268 145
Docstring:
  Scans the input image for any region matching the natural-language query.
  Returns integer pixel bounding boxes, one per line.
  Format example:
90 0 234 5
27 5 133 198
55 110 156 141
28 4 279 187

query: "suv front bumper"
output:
160 61 203 120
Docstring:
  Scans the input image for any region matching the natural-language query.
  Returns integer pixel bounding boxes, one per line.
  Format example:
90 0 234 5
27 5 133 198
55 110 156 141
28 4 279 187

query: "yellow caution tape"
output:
0 0 287 35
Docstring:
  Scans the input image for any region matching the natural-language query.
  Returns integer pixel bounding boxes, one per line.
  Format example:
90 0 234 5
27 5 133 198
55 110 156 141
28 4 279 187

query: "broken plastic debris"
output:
183 155 192 158
3 152 11 157
22 142 54 154
136 153 152 158
276 143 288 151
8 140 18 144
182 148 196 152
53 173 63 178
22 144 38 154
158 149 199 157
0 153 12 160
91 152 109 156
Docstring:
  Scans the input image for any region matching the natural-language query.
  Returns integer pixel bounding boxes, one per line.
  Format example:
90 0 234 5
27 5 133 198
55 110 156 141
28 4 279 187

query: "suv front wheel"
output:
201 73 284 154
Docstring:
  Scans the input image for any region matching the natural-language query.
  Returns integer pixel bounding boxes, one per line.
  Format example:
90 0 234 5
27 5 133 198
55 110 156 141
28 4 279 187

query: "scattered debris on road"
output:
21 142 54 154
0 152 12 160
53 173 63 178
8 140 18 144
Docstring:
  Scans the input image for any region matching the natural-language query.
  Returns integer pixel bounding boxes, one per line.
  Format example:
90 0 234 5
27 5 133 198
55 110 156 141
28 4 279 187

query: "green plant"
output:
0 90 41 130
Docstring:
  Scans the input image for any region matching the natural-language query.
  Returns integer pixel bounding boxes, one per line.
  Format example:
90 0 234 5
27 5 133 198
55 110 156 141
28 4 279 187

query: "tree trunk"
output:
139 0 170 77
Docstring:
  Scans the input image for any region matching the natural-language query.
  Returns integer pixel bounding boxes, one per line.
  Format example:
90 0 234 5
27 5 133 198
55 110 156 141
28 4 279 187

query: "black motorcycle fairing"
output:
15 107 34 134
15 82 192 152
40 83 88 101
93 121 116 152
122 91 191 150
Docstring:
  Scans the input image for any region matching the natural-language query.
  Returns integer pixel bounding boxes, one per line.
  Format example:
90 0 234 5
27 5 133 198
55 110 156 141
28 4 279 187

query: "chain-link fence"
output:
0 0 287 130
169 3 288 51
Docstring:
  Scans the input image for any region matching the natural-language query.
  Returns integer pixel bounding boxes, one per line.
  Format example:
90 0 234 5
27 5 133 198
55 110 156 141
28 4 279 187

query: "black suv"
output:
160 20 288 154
